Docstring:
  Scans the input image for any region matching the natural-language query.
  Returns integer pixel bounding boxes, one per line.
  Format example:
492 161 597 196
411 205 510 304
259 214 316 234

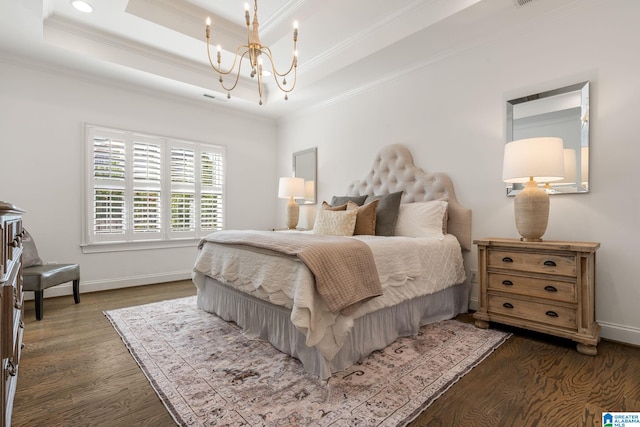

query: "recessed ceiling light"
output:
71 0 93 13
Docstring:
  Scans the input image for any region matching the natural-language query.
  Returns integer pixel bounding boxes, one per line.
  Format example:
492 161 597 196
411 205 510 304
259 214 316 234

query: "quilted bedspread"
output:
192 231 466 360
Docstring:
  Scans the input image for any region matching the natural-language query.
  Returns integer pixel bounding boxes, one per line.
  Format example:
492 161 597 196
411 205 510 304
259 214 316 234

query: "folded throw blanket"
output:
199 230 382 314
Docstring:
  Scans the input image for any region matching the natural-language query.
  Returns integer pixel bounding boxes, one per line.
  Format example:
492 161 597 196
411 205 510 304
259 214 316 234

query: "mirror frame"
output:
506 81 590 196
292 147 317 205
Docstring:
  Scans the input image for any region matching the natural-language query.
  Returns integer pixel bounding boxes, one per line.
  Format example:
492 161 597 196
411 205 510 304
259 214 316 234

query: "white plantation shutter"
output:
84 125 225 248
170 192 195 232
90 130 127 241
169 146 196 235
170 147 195 184
132 138 162 237
94 188 125 234
201 150 224 231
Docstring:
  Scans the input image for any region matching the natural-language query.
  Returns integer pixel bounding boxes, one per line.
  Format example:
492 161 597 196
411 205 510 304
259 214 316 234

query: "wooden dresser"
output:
473 238 600 355
0 202 25 427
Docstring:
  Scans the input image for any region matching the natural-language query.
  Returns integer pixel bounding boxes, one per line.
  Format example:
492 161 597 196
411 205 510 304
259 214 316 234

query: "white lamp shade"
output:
278 177 305 199
502 137 565 183
557 148 577 184
304 180 315 199
581 146 589 182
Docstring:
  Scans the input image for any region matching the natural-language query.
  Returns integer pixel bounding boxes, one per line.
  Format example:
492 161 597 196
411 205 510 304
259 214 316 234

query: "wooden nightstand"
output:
473 238 600 355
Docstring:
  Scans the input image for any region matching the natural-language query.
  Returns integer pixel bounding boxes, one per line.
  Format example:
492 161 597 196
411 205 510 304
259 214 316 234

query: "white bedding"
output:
192 232 466 360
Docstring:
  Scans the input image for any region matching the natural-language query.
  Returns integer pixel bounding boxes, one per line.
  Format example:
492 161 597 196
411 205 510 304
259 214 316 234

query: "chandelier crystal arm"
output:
260 46 297 78
204 0 299 105
217 51 250 93
271 65 297 94
206 24 247 76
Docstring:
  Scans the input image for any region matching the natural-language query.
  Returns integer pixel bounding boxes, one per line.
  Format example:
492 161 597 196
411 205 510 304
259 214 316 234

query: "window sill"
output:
80 238 201 254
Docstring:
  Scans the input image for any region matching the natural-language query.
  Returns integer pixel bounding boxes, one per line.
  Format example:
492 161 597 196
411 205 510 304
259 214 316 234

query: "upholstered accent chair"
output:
21 231 80 320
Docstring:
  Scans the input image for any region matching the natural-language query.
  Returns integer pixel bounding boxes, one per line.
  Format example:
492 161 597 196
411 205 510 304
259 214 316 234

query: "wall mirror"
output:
506 81 589 196
293 147 317 205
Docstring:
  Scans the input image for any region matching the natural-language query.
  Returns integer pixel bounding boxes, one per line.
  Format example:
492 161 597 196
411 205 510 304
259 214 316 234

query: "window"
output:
83 125 225 250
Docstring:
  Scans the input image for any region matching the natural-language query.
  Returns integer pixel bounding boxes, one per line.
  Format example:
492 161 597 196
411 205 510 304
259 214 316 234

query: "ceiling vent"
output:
512 0 535 7
202 93 228 103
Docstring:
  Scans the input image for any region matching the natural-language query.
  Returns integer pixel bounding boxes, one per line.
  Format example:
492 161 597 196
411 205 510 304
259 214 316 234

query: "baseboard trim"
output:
468 296 478 312
22 270 192 301
599 321 640 347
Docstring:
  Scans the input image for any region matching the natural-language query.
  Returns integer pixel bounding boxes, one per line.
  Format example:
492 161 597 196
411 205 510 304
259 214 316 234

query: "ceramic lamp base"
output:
285 197 300 229
514 180 549 241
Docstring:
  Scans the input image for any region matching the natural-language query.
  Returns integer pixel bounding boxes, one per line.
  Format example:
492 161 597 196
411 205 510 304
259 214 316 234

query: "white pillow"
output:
313 209 358 236
394 201 448 239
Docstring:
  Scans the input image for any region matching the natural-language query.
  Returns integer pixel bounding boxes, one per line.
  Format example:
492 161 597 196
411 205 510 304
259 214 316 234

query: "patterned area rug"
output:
105 296 510 426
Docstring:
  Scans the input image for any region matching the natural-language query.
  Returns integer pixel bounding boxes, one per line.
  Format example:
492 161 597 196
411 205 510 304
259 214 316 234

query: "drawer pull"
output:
14 302 21 310
9 239 19 248
503 302 514 309
502 257 514 263
543 260 557 267
544 285 558 292
545 311 559 317
502 280 514 286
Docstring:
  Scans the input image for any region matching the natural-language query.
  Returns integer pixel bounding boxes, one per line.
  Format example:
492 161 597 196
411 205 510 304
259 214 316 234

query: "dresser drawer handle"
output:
502 257 513 263
544 285 558 292
502 280 514 286
503 302 514 309
9 239 19 248
545 311 559 317
543 260 557 267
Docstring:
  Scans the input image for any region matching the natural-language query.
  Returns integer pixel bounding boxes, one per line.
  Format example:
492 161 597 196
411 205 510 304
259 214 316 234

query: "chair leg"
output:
34 290 44 321
73 279 80 304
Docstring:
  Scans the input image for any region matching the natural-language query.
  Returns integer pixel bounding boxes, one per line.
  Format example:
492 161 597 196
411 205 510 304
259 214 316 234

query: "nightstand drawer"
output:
488 249 576 277
488 294 577 330
488 273 576 303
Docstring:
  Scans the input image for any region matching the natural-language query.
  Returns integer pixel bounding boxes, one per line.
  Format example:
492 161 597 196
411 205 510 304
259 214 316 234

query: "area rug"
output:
105 296 510 426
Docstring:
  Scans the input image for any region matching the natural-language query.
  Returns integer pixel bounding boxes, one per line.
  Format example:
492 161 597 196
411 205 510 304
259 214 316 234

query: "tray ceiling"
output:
1 0 555 118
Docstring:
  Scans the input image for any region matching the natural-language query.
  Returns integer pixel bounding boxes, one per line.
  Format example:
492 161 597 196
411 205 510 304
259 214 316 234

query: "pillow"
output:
365 191 403 236
330 195 367 207
321 201 347 211
313 209 358 236
395 201 448 239
347 200 378 235
22 230 43 268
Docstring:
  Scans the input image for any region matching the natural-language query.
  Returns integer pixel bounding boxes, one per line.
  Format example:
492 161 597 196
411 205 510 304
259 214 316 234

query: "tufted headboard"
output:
346 144 472 251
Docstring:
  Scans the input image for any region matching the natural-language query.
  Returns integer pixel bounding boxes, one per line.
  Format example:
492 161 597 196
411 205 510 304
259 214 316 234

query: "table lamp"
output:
502 137 565 241
278 177 305 229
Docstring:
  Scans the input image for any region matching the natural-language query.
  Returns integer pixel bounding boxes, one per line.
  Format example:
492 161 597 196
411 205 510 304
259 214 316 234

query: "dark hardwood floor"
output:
13 282 640 426
410 315 640 427
14 280 197 427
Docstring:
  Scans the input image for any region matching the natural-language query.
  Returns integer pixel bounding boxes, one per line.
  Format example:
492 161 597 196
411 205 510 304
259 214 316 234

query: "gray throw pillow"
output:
365 191 403 236
22 230 43 268
330 195 367 206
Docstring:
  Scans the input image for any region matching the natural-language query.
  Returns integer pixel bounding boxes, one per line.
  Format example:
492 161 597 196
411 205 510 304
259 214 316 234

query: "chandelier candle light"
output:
205 0 299 105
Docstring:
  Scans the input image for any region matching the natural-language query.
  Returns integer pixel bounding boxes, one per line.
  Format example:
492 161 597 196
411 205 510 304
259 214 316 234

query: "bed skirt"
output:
196 275 469 379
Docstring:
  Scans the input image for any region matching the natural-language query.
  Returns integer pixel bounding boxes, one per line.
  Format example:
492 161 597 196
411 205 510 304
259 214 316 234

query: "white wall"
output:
0 59 278 295
276 0 640 345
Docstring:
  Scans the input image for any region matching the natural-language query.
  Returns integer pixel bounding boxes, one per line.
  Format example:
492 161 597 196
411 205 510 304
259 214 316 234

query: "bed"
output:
192 144 472 379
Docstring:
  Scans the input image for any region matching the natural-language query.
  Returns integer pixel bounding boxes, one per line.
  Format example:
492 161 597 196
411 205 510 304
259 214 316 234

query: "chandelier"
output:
205 0 299 105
